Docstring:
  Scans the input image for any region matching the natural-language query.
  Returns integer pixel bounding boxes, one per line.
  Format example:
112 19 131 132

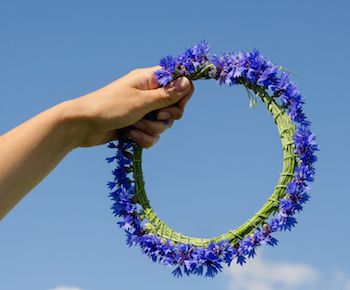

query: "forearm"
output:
0 68 192 221
0 100 83 220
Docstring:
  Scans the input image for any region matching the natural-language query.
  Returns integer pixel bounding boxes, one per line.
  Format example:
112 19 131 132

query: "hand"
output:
0 66 194 219
69 66 194 148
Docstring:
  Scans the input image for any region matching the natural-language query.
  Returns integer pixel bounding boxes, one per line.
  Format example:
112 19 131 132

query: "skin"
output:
0 66 194 220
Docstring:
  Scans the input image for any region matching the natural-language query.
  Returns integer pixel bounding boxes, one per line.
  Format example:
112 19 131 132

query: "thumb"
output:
142 77 192 111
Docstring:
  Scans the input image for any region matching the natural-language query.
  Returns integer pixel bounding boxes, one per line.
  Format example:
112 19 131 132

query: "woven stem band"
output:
132 85 296 247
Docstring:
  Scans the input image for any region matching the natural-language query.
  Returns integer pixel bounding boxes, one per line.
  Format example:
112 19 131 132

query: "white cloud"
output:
49 287 84 290
333 270 350 290
225 255 319 290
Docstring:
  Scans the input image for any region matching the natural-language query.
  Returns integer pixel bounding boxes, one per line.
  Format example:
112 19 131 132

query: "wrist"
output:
54 99 90 149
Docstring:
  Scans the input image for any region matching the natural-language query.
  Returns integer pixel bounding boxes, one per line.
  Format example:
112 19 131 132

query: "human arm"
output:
0 66 193 220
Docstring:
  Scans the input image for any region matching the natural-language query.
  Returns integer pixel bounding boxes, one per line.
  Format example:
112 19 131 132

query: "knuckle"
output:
148 135 160 148
143 139 155 149
147 123 158 135
172 110 183 120
128 69 137 76
140 141 150 149
137 131 160 149
158 125 167 134
146 121 166 135
161 88 173 100
162 86 181 102
129 68 143 76
169 91 181 103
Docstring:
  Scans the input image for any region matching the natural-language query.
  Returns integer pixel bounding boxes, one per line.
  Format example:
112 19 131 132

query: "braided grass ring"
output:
106 41 318 278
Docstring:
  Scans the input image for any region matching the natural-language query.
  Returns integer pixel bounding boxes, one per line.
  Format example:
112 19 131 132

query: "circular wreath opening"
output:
106 41 318 278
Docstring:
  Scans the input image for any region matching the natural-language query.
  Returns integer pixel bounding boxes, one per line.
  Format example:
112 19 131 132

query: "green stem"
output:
132 81 296 247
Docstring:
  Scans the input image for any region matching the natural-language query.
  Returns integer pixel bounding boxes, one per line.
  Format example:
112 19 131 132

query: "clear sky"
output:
1 1 349 290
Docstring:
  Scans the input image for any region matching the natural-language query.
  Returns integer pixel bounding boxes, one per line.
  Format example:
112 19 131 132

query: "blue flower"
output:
210 54 225 80
294 125 319 165
107 142 117 148
155 69 173 86
172 266 183 277
280 198 293 211
221 243 237 266
277 215 298 231
193 244 224 278
126 231 141 247
210 52 247 85
283 82 299 101
174 243 197 275
257 62 279 88
158 240 177 267
117 214 139 231
265 236 279 247
159 55 177 73
236 254 247 266
193 40 210 61
245 49 268 83
139 235 161 262
295 163 315 183
107 42 318 278
105 155 117 163
107 181 117 190
271 71 290 92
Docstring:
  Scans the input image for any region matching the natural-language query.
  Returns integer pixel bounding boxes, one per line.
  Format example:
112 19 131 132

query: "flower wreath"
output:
106 41 318 278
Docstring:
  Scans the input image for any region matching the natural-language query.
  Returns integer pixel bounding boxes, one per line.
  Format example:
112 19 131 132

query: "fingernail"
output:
129 130 141 140
158 111 171 120
173 77 188 92
134 121 146 130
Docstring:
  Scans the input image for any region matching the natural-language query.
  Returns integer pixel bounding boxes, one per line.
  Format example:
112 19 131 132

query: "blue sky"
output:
1 1 349 290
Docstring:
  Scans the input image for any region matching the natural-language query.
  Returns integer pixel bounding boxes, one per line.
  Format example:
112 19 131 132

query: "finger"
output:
133 119 173 136
177 81 194 110
156 84 194 120
129 66 162 90
157 106 183 120
142 77 192 111
107 130 120 142
127 129 160 149
146 65 162 89
162 119 174 127
176 94 191 111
